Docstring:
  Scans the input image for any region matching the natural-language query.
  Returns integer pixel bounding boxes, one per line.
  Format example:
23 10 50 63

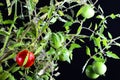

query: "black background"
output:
1 0 120 80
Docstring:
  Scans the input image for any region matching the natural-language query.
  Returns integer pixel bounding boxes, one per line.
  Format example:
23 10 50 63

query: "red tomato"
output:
16 50 35 68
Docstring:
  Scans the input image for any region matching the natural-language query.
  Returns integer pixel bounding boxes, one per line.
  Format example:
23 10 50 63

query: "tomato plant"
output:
0 0 120 80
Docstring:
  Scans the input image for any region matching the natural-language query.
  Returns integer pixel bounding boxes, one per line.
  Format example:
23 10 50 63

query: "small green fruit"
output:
81 5 95 19
85 65 99 79
92 62 107 75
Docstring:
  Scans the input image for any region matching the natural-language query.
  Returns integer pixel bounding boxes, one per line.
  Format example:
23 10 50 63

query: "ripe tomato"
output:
85 65 99 79
16 50 35 68
81 4 95 19
92 61 107 75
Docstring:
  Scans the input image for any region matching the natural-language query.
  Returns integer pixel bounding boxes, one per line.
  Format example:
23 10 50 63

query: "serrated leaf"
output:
93 37 101 48
69 43 81 51
92 55 106 62
86 46 91 56
106 51 120 59
110 13 116 19
64 21 73 33
46 47 56 55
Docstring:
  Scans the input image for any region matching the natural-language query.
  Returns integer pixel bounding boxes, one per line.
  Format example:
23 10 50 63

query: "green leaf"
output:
57 32 65 43
94 24 98 31
69 43 81 51
110 13 116 19
25 76 33 80
76 25 82 35
58 10 64 16
92 55 106 62
96 15 104 19
94 47 98 53
108 32 112 39
50 17 57 23
0 12 3 23
16 27 24 38
0 29 10 36
86 46 91 56
99 26 104 34
3 20 14 24
46 47 56 55
93 37 101 48
39 6 49 13
47 6 54 19
11 67 20 73
76 6 84 17
106 51 120 59
51 33 62 49
0 71 10 80
64 21 73 32
8 74 15 80
2 53 16 62
8 42 24 50
26 0 37 15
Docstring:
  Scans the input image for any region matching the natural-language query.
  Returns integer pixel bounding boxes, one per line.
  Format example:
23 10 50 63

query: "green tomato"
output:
85 65 100 79
92 61 107 75
81 4 95 19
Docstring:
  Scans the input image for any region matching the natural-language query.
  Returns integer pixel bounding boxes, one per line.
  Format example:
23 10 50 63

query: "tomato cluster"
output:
85 61 107 79
16 50 35 68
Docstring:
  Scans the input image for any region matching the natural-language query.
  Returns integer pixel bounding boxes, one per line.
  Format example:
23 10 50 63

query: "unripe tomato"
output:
16 50 35 68
85 65 99 79
81 4 95 19
92 61 107 75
